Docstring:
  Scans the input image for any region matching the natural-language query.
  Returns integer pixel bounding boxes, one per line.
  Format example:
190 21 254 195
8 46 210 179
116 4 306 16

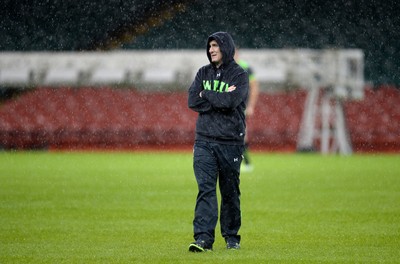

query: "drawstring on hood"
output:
206 32 235 67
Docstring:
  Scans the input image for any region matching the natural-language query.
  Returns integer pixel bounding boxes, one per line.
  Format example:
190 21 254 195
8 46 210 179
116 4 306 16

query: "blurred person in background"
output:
188 31 249 252
234 47 260 172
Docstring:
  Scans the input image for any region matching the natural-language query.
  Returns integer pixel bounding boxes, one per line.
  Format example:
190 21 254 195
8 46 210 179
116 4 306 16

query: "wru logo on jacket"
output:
202 80 230 93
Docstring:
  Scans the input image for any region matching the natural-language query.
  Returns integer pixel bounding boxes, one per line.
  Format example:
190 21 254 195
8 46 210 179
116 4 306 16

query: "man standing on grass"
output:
187 31 249 252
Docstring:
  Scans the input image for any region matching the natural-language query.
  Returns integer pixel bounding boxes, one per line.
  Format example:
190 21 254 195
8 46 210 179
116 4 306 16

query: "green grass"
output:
1 151 399 263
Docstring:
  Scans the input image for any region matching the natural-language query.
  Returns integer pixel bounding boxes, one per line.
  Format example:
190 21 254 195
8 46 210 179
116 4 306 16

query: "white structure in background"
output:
0 51 205 89
295 50 364 155
0 68 31 86
240 49 364 155
0 49 364 154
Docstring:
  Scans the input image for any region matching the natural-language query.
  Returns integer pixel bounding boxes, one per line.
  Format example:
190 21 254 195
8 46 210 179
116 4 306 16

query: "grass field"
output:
1 151 399 263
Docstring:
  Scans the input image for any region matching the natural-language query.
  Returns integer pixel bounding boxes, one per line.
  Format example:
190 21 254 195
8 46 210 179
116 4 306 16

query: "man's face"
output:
209 40 223 67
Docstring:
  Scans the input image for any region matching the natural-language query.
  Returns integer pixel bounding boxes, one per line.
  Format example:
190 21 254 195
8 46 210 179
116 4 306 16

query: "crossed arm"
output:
188 72 248 113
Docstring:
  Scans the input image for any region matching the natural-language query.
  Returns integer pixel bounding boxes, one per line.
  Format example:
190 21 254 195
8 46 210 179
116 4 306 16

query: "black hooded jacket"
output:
188 32 249 145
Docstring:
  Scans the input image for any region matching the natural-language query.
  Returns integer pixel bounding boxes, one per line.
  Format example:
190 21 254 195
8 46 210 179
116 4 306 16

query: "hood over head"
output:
206 32 235 66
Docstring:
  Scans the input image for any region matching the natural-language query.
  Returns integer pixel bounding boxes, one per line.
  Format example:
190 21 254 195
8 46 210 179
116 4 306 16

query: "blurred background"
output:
0 0 399 153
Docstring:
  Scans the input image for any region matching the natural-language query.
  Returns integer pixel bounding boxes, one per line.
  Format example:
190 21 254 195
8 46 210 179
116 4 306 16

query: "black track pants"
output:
192 140 243 246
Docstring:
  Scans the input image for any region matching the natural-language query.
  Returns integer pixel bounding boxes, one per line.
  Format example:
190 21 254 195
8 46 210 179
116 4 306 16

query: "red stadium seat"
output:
0 86 399 152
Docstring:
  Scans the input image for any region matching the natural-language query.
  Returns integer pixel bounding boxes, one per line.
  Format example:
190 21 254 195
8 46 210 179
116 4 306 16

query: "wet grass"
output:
1 151 399 263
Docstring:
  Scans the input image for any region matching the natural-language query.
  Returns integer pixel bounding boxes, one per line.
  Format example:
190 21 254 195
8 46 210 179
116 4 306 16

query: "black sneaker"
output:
226 241 240 250
188 240 212 252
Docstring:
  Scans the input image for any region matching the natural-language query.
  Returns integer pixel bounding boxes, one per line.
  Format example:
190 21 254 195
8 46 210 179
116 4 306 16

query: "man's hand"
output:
246 106 255 116
227 85 236 92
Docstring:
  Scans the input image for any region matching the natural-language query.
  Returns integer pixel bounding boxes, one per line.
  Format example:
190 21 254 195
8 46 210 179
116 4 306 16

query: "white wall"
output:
0 49 364 97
